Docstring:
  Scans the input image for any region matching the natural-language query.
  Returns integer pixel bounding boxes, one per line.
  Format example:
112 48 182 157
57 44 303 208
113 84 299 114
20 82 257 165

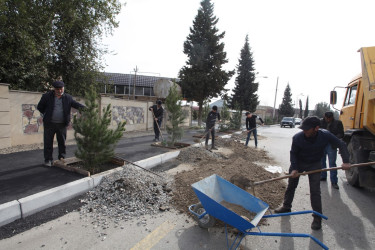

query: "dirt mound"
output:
171 138 286 215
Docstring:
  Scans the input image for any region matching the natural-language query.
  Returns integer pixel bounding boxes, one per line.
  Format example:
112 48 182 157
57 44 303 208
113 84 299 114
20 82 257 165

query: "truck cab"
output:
331 47 375 188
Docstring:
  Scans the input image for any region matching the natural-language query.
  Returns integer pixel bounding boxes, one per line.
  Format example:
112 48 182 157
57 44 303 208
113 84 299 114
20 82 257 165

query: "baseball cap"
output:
157 100 162 105
52 81 64 88
245 112 250 116
299 116 321 130
324 111 333 118
212 105 218 111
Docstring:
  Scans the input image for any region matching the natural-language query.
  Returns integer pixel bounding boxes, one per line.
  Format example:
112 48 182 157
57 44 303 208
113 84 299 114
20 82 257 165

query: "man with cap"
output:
205 105 221 150
320 111 344 189
149 100 164 142
37 81 85 167
245 112 264 148
274 116 350 230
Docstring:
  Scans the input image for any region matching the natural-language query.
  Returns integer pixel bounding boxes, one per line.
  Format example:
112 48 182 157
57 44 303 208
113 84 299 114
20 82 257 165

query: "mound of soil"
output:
171 137 286 215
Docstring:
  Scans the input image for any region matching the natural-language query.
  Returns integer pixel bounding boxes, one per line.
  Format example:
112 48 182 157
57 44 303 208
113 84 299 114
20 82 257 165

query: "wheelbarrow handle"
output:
253 161 375 186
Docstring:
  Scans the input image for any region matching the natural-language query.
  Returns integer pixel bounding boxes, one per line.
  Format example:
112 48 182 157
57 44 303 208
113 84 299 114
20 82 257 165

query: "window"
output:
344 85 357 106
115 85 125 95
144 87 151 96
135 87 144 95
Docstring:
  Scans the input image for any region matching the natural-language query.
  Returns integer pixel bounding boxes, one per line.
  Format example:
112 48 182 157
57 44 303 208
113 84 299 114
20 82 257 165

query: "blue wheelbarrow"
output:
188 174 328 250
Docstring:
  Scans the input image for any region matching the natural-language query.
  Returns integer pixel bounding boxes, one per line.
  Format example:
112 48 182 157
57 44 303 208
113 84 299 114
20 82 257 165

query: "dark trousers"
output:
321 144 338 183
205 126 216 147
43 122 67 161
283 161 322 218
245 128 258 147
153 120 162 139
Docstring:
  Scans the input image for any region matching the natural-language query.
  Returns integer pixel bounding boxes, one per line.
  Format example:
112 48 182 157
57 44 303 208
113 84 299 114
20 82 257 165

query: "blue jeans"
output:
245 128 257 147
321 144 338 183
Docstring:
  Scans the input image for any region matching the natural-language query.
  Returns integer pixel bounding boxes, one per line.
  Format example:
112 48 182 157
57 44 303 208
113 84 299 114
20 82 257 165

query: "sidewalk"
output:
0 129 206 205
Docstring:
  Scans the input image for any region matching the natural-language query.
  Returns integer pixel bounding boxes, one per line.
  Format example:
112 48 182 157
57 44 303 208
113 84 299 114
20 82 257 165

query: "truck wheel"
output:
193 203 216 229
346 138 362 187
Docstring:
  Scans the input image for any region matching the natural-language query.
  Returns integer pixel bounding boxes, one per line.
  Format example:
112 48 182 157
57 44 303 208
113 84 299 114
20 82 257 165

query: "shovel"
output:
248 161 375 195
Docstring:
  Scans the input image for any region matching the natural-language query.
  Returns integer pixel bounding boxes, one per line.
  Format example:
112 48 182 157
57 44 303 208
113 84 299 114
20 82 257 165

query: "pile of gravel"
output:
79 165 172 229
177 146 221 163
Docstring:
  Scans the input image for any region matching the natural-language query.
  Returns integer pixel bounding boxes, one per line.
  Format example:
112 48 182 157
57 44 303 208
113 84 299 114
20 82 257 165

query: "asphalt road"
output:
1 126 375 249
0 129 202 204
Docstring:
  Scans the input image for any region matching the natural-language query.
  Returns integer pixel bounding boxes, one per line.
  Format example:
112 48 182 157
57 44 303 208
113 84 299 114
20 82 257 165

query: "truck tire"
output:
193 203 216 229
346 138 363 187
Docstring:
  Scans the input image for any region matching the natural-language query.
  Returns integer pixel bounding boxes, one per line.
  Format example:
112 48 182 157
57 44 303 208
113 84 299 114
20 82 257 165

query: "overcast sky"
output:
103 0 375 109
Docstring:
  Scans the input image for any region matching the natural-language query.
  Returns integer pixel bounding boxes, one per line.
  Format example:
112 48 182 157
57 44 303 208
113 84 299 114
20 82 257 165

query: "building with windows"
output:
99 72 176 100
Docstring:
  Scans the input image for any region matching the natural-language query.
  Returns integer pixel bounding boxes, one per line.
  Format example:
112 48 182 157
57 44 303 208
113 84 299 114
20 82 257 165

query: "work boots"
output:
274 206 291 213
311 217 322 230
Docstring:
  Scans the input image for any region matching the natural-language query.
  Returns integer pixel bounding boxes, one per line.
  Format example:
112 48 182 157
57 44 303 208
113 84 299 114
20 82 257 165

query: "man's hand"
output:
154 118 158 122
342 163 351 170
261 123 265 126
290 170 299 178
149 107 153 111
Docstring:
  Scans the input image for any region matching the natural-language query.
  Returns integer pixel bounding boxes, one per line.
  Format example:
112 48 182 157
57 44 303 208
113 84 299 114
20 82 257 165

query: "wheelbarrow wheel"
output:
193 203 216 228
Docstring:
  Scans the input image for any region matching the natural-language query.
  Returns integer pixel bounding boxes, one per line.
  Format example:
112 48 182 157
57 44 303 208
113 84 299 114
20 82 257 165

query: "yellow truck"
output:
330 46 375 188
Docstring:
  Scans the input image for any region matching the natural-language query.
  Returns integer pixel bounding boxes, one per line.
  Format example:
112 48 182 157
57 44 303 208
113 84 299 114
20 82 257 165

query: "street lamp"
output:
272 77 279 121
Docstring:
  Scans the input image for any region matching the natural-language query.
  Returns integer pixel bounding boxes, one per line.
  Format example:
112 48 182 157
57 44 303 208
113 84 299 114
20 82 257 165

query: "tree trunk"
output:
198 101 203 127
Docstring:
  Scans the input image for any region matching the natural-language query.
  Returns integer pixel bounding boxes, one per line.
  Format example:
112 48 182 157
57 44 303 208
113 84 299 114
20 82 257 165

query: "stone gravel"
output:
79 165 172 231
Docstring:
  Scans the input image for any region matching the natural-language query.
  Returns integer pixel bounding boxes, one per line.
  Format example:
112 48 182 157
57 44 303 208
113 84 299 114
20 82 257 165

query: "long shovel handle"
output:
253 161 375 186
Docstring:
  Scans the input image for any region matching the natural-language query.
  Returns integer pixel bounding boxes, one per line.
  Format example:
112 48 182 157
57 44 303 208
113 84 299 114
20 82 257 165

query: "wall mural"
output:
112 106 144 125
22 104 78 134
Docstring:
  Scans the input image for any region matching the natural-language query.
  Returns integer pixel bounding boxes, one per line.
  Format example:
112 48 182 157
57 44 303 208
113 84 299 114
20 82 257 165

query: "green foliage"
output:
192 109 198 120
229 103 242 130
73 85 125 174
202 102 210 124
0 0 121 96
278 84 295 117
299 99 303 118
264 117 274 125
230 35 258 112
304 96 309 118
219 99 230 131
165 83 185 146
314 102 331 118
178 0 234 125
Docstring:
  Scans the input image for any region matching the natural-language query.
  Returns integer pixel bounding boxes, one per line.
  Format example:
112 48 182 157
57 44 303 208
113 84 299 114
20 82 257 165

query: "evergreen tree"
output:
278 84 294 117
314 102 331 118
230 35 258 113
229 103 242 130
0 0 121 96
304 96 309 118
165 83 185 146
219 99 230 131
299 99 303 118
179 0 234 126
73 85 126 174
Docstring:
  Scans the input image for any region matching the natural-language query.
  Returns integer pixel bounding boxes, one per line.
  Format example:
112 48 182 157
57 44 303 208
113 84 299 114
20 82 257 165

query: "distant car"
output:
294 118 302 125
280 117 295 128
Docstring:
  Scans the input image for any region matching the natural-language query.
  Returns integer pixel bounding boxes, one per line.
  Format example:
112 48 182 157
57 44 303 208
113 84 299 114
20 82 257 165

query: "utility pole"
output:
133 66 138 100
272 76 279 121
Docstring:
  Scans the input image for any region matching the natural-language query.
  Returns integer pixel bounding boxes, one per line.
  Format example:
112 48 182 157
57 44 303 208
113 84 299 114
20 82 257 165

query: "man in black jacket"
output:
149 100 164 142
274 116 350 230
245 112 264 148
37 81 85 166
320 111 344 189
205 105 221 150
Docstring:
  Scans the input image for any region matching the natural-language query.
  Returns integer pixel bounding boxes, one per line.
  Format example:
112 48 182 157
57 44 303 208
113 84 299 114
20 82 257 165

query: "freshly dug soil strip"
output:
171 137 286 215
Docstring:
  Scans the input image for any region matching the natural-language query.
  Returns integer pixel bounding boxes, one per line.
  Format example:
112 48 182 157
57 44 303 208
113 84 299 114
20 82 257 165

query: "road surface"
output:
1 126 375 249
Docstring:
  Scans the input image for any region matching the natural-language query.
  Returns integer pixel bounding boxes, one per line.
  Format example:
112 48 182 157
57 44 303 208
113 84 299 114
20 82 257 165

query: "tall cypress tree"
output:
230 35 258 113
304 96 309 118
299 99 303 118
278 84 294 117
179 0 234 126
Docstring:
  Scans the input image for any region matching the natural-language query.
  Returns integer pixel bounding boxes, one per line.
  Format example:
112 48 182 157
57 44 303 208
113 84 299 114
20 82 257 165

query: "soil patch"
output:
170 137 286 217
220 201 257 222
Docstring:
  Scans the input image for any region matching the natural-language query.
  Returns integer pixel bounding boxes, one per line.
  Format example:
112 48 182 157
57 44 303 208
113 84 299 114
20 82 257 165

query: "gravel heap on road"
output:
79 165 172 229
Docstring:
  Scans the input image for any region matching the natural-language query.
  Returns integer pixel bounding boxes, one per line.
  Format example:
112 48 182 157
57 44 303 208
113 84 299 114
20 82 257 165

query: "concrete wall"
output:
0 85 192 149
0 84 11 149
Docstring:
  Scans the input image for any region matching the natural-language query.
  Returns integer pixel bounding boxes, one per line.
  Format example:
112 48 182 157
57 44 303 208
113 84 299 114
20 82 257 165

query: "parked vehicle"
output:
295 118 302 125
280 117 295 128
330 46 375 188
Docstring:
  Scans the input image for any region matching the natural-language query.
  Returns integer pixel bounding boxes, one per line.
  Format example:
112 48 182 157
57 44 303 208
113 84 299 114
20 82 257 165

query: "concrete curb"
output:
0 133 229 227
0 200 21 227
19 177 93 218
